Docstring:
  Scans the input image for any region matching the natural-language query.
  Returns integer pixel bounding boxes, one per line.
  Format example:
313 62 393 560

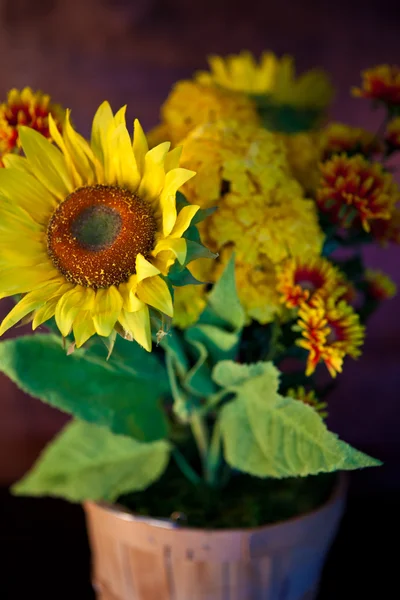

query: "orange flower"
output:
317 154 400 231
0 87 65 161
352 65 400 105
322 122 382 158
287 386 328 418
276 256 346 308
365 269 397 300
296 296 365 377
385 117 400 149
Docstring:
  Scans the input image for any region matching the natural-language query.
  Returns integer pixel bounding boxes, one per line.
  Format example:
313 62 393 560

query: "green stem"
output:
190 410 209 479
172 448 202 486
207 420 222 487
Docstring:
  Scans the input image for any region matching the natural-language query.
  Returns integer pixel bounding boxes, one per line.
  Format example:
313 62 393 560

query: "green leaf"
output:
0 334 168 442
203 255 245 331
219 363 381 478
169 267 204 287
13 420 171 502
212 360 280 392
185 240 218 264
185 324 240 364
183 339 217 397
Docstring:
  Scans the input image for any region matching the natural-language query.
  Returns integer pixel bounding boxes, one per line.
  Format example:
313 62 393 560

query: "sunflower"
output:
365 269 397 300
0 87 65 163
287 386 328 418
196 50 333 110
276 256 346 309
352 65 400 106
322 122 382 159
296 296 365 377
317 153 400 232
0 102 202 351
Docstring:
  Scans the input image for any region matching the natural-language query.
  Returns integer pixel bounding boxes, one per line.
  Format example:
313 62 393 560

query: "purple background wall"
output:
0 0 399 488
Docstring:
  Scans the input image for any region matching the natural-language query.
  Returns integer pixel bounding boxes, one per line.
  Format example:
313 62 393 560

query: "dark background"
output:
0 0 399 598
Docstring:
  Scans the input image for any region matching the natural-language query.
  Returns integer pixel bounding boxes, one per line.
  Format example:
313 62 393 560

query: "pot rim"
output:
86 472 348 534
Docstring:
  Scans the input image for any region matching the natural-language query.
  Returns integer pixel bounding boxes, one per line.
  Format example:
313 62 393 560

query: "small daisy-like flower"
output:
296 296 365 377
0 102 202 351
0 87 65 161
287 386 328 418
352 65 400 106
371 207 400 245
322 122 382 158
385 117 400 150
365 269 397 300
317 154 400 232
196 50 333 110
276 256 346 309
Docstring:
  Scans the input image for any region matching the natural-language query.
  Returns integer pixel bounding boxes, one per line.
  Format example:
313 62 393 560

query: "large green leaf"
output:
219 363 381 478
13 421 171 502
0 334 168 442
212 360 280 392
185 324 240 364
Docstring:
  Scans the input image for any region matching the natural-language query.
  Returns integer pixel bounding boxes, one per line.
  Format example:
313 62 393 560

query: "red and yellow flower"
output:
365 269 397 300
287 386 328 418
385 117 400 149
371 207 400 245
276 256 346 308
322 122 381 158
317 154 400 232
352 65 400 105
296 296 365 377
0 88 65 163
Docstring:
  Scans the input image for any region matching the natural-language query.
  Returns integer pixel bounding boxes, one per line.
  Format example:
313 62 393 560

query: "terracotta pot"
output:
84 475 346 600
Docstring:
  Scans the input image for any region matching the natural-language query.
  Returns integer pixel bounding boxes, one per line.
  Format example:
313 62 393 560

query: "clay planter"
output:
84 476 346 600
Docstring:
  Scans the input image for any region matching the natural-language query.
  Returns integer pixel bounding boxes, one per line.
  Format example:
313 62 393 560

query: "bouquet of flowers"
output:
0 55 399 527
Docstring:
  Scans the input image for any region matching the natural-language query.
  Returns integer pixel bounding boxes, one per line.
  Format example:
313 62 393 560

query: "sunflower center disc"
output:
47 185 157 288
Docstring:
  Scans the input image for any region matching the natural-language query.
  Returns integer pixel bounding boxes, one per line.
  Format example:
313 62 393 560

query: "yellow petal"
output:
138 142 170 203
159 168 196 236
1 154 32 173
0 203 42 233
136 253 161 283
18 126 73 199
151 251 176 275
137 275 173 317
48 113 82 187
90 101 114 164
55 286 95 337
73 311 96 348
111 123 140 190
165 146 182 172
0 169 57 225
32 283 74 329
132 118 149 175
0 280 65 336
0 240 47 268
92 286 123 337
114 105 127 126
118 275 144 312
63 110 98 185
153 237 187 264
118 306 151 352
170 204 200 238
0 263 60 296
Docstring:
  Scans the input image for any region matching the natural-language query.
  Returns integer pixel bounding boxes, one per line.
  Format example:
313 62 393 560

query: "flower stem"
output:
190 410 209 477
172 448 202 486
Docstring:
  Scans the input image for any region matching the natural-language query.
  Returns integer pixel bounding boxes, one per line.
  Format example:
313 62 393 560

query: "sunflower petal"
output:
92 286 123 337
170 205 200 238
1 154 32 173
48 113 83 188
63 110 97 185
138 142 170 203
136 253 161 283
91 101 114 164
111 123 140 190
73 311 96 348
55 286 95 337
18 126 73 199
132 119 149 175
165 146 182 172
137 275 173 317
118 275 144 312
119 305 151 351
153 237 187 264
0 264 60 296
0 169 57 225
159 168 196 236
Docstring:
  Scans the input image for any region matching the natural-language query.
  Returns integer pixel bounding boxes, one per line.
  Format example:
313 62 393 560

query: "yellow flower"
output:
280 132 324 193
296 296 365 377
317 154 400 232
352 65 400 105
287 386 328 418
196 50 334 110
322 122 382 158
385 117 400 149
365 269 397 300
0 87 65 163
0 102 200 351
156 80 259 146
172 284 207 329
276 256 346 309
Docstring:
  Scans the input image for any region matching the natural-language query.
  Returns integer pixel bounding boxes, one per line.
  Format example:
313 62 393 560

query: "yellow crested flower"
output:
296 296 365 378
156 80 259 146
196 50 334 110
0 87 65 163
385 117 400 149
352 65 400 105
365 269 397 300
287 386 328 418
280 132 324 193
317 154 400 232
322 122 382 158
276 256 346 309
0 102 200 351
172 284 207 329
